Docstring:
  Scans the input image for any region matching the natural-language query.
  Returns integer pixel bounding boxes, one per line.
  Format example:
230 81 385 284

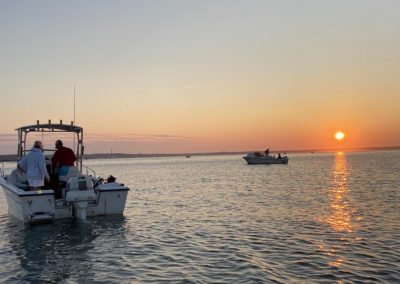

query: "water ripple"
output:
0 152 399 282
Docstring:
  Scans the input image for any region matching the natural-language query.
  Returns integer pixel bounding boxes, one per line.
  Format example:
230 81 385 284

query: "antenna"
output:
73 85 76 150
73 85 76 123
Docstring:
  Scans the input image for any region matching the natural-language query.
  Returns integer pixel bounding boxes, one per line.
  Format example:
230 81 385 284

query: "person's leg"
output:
28 179 44 191
48 173 57 197
54 174 61 199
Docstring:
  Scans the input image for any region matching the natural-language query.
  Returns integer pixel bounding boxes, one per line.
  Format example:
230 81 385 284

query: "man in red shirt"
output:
51 140 77 198
52 140 76 175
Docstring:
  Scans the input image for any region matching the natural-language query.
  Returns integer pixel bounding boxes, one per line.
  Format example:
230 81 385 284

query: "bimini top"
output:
15 120 84 162
16 120 82 134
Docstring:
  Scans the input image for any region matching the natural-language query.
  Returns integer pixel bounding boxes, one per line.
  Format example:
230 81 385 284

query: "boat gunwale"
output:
0 178 55 197
98 188 129 192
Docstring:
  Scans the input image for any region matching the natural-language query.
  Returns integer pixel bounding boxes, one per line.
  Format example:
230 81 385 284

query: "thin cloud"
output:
183 83 197 89
0 133 17 143
85 133 198 142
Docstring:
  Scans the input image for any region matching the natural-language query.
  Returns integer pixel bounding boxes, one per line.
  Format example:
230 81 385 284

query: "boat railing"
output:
0 162 4 178
81 164 96 178
0 161 15 178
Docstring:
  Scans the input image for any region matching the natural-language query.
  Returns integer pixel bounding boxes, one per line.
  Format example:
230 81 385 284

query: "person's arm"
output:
18 158 27 171
71 148 77 161
38 154 50 180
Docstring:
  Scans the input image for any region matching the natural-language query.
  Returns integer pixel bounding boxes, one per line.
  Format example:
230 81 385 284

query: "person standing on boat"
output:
52 139 76 176
264 148 270 156
18 140 50 191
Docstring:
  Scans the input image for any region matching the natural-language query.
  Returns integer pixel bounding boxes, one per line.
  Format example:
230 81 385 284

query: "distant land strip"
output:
0 146 399 162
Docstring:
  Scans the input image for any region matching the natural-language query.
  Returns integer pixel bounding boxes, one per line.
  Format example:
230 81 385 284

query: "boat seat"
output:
59 166 81 183
6 171 29 191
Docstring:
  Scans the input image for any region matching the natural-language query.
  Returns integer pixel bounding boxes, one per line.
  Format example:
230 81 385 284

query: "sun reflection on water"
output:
316 152 357 269
325 152 354 233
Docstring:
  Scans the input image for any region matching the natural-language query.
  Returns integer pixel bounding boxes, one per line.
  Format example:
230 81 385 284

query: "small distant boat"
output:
243 151 289 165
185 155 191 158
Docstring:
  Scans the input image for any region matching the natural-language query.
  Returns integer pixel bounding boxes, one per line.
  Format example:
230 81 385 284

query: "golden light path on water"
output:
322 152 358 269
326 152 353 233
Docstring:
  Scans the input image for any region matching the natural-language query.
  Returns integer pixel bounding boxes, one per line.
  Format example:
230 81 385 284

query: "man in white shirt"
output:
18 141 50 191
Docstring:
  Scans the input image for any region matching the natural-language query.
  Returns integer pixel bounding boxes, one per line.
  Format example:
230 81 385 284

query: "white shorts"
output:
27 178 44 187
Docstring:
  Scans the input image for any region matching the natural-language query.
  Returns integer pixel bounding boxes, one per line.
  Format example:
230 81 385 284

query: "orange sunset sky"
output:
1 1 399 154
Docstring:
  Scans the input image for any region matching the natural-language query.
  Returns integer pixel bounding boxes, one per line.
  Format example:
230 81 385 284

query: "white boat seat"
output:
59 166 80 182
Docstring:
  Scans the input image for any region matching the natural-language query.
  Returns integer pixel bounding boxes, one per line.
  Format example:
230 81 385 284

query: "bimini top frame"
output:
16 120 84 171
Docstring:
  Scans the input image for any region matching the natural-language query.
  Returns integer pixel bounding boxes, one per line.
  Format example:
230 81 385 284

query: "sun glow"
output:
334 131 345 141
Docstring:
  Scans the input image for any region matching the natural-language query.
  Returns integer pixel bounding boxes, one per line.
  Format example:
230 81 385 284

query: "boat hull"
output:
0 177 129 223
243 156 289 164
0 178 55 223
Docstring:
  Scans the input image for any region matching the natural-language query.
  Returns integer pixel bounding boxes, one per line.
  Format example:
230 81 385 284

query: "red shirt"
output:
52 146 76 168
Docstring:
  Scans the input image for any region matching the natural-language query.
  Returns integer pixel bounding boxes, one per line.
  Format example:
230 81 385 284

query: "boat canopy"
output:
16 120 84 170
16 123 82 133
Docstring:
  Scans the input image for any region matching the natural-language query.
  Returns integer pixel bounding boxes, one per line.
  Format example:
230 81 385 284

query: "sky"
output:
1 0 399 154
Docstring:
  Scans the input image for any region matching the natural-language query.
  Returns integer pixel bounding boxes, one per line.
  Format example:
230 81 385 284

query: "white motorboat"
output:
0 120 129 223
243 152 289 164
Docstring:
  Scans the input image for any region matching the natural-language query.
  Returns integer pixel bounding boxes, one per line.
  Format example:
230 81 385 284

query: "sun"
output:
334 131 345 141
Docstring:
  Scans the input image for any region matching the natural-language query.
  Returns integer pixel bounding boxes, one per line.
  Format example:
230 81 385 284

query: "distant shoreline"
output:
0 146 399 162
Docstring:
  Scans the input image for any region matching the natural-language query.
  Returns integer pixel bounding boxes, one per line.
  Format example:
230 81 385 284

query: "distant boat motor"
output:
65 176 96 220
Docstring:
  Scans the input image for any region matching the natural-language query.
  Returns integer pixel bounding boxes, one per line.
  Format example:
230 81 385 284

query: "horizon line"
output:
1 145 399 161
85 145 400 156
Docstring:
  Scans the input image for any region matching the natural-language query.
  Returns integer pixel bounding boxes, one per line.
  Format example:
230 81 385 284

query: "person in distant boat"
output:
18 140 50 191
278 153 282 159
7 167 28 190
52 140 76 176
264 148 270 156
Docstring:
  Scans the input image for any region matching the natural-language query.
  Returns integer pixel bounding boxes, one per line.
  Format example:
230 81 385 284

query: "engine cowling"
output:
65 176 96 220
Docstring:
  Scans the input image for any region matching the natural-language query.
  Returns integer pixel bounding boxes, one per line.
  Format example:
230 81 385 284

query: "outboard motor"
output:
65 176 96 220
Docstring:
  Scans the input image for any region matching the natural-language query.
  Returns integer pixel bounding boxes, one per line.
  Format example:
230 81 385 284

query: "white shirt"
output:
18 147 49 182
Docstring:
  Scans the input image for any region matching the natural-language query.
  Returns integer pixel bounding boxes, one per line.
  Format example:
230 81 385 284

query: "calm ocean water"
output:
0 151 399 283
